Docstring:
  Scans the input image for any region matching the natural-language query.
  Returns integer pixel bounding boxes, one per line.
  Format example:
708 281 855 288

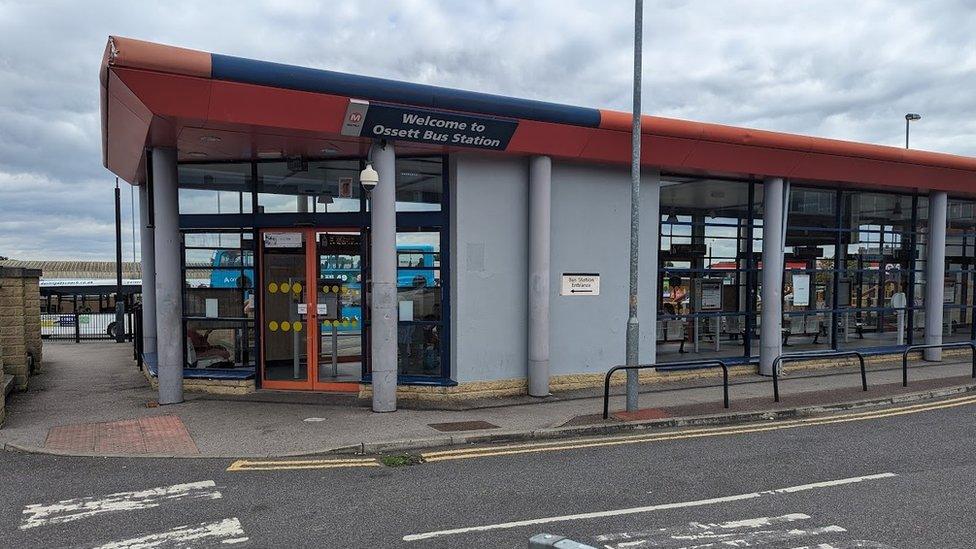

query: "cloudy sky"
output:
1 0 974 261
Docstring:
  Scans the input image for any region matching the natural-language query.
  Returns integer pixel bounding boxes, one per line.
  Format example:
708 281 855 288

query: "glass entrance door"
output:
260 229 311 389
315 231 364 389
259 228 363 391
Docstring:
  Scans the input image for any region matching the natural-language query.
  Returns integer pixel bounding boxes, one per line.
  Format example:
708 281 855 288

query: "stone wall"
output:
0 266 43 399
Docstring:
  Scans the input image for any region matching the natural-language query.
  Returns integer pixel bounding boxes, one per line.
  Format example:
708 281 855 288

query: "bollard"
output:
528 533 598 548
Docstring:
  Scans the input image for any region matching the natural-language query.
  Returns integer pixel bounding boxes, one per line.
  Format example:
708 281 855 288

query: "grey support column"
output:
924 191 948 361
137 183 157 360
645 170 661 365
760 177 787 376
151 148 183 404
527 156 552 397
370 141 397 412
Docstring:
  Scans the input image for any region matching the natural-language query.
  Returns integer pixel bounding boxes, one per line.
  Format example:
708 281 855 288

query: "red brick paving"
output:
44 415 198 455
613 407 672 421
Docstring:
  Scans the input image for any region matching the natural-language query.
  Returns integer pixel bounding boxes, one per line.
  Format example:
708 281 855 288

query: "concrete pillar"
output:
924 191 948 361
138 183 157 359
645 170 660 365
527 156 551 397
760 178 787 376
151 148 183 404
370 141 397 412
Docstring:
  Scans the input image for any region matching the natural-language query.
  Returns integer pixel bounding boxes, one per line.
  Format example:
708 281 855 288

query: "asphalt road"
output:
1 396 974 548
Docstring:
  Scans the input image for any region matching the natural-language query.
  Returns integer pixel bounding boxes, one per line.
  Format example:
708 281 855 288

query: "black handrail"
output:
901 341 976 387
603 360 730 420
771 350 867 403
132 303 143 370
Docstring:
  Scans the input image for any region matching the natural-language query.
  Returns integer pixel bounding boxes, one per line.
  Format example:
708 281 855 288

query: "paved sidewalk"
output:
0 342 973 458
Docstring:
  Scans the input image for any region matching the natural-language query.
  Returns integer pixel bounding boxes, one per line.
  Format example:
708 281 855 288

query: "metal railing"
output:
131 304 144 370
901 341 976 387
42 311 135 342
603 360 730 420
771 350 866 403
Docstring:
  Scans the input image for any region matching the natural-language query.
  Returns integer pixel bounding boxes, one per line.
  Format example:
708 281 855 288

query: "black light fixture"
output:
905 113 921 149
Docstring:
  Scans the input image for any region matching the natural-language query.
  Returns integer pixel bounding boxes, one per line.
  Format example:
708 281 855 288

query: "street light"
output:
905 113 921 149
625 0 643 412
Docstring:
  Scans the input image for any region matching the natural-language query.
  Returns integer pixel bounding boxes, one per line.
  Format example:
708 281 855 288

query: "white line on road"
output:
597 513 847 548
87 517 248 548
596 512 813 542
20 480 222 530
401 473 897 542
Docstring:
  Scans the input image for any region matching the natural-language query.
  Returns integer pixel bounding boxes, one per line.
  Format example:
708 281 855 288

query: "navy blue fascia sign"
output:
341 99 518 151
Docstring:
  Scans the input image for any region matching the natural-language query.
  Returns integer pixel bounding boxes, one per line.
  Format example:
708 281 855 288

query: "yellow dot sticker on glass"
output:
332 320 340 327
322 285 330 294
268 320 279 332
292 282 302 294
331 285 339 293
280 320 291 332
293 321 303 332
267 282 278 294
280 282 291 293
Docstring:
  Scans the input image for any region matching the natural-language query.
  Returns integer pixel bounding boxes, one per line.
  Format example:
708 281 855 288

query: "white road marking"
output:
793 539 895 549
20 481 222 530
87 517 248 548
596 513 811 541
401 473 897 542
597 514 846 548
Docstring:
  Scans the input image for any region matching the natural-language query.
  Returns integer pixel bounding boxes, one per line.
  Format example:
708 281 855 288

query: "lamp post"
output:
905 113 921 149
625 0 644 412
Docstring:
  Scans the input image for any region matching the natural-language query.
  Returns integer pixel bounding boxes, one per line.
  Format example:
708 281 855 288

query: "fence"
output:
41 311 136 342
901 341 976 387
771 350 867 403
603 360 730 420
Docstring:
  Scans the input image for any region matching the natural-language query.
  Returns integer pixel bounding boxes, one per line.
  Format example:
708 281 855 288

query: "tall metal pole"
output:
905 118 909 149
130 185 137 264
114 177 125 343
625 0 644 412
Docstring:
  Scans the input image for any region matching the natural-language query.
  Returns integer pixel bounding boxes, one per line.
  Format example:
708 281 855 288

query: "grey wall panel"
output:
450 154 529 382
549 160 660 376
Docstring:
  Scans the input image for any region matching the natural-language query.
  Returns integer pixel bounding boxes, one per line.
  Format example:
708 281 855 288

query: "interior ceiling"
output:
175 125 453 163
660 178 753 211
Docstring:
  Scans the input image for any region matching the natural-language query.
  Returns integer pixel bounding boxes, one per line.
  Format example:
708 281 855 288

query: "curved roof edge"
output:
101 36 976 178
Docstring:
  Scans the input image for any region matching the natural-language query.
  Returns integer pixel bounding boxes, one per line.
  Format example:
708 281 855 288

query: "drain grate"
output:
427 420 500 432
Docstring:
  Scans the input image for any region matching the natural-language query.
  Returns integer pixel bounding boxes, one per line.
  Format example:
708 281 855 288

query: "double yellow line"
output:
227 457 380 472
421 393 976 463
225 393 976 471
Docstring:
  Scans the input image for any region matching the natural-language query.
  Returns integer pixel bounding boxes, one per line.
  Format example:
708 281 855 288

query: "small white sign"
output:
297 303 307 315
399 301 414 321
205 298 219 318
263 232 302 248
791 273 811 307
338 176 353 198
560 273 600 296
317 303 329 315
699 279 723 311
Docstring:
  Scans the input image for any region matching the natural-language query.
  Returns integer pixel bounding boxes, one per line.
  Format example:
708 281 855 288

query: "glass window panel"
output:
257 159 362 213
395 157 443 212
178 163 252 214
658 176 757 362
184 319 255 369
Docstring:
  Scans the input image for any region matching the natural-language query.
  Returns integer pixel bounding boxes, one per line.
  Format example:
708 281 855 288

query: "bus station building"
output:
99 36 976 410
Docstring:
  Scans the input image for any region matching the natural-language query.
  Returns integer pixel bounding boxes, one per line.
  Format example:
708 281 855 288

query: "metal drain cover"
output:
427 420 500 432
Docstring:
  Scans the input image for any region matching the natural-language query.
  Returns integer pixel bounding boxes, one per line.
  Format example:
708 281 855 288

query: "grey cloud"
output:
1 0 974 260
